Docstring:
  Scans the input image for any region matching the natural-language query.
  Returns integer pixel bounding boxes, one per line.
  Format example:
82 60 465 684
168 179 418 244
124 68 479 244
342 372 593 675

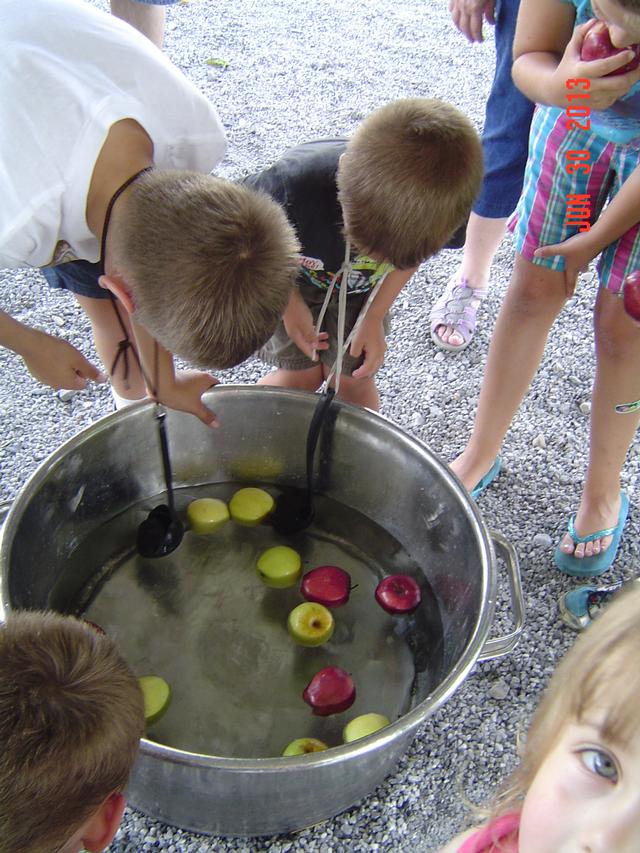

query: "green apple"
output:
229 487 275 525
138 675 172 727
187 497 229 534
256 545 301 588
282 737 329 756
287 602 334 646
342 712 390 743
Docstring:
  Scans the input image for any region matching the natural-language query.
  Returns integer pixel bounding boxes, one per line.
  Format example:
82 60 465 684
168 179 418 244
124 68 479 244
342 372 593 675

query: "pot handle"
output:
476 530 525 662
0 500 10 623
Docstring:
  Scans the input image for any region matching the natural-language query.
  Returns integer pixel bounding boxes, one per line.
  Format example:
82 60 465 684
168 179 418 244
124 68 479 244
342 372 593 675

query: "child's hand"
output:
553 20 640 110
449 0 495 44
20 327 107 390
282 288 329 361
349 315 386 379
154 369 220 427
534 231 596 296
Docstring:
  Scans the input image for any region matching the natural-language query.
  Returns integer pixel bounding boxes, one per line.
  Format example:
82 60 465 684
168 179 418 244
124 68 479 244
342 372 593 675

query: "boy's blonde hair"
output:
337 98 483 269
491 583 640 818
0 611 145 853
115 171 300 369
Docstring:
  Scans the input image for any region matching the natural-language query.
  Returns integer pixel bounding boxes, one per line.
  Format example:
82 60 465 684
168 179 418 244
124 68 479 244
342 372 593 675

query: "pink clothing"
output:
458 813 520 853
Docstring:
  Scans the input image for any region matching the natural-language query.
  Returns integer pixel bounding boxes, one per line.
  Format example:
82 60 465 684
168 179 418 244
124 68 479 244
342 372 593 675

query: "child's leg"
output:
559 288 640 557
257 365 324 392
75 294 146 400
451 254 567 489
326 369 379 410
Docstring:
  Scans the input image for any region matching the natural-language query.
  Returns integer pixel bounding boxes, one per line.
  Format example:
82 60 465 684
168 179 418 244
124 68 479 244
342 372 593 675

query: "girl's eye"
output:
579 748 618 782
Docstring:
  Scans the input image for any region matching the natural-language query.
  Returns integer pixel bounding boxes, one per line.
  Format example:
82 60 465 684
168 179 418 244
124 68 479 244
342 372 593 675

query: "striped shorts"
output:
510 104 640 294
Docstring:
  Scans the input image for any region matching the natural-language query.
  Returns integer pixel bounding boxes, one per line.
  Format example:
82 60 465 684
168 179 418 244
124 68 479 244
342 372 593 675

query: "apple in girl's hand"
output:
300 565 352 608
288 602 334 646
375 575 422 615
229 487 275 525
256 545 302 588
342 712 390 743
302 666 356 716
580 21 640 75
623 270 640 322
282 737 329 756
187 497 229 533
138 675 172 727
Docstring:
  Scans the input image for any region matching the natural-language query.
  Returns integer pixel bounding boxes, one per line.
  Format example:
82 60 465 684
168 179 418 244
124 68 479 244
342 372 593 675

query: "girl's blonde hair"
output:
491 583 640 818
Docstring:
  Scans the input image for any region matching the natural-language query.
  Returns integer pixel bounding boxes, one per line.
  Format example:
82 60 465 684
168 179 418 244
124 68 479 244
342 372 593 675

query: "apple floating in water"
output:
187 497 229 533
343 712 390 743
287 602 335 646
302 666 356 716
282 737 329 756
138 675 172 727
229 487 275 526
256 545 302 588
375 574 422 615
580 21 640 75
623 270 640 322
300 565 352 608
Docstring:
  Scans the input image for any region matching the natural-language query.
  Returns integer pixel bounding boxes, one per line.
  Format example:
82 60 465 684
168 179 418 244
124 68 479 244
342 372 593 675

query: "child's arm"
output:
512 0 640 110
535 164 640 293
130 318 219 426
0 309 106 389
282 287 330 360
350 266 417 379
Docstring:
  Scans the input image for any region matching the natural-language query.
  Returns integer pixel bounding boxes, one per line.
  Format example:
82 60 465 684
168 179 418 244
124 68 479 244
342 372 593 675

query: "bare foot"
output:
450 449 498 493
558 493 622 558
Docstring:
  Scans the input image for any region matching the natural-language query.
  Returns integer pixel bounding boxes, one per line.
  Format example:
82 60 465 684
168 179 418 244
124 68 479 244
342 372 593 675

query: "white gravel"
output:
1 1 638 851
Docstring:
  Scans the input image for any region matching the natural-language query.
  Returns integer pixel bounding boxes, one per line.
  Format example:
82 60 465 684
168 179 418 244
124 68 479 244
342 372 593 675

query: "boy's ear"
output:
80 792 126 852
99 274 136 315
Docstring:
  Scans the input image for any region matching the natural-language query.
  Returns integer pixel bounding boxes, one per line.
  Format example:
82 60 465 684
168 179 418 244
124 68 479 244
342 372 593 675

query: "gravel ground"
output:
1 1 639 850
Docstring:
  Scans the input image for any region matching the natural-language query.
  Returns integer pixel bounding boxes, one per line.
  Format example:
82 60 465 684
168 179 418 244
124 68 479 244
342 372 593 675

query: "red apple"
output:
623 270 640 322
375 575 422 615
302 666 356 716
300 565 352 608
581 21 640 76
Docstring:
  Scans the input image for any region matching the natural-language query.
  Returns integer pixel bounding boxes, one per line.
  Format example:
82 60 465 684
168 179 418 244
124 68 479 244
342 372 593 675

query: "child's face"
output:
591 0 640 47
518 713 640 852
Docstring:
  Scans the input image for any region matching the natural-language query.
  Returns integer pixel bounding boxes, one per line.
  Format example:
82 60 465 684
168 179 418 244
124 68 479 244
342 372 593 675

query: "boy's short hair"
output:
0 611 144 853
116 171 301 369
337 98 483 269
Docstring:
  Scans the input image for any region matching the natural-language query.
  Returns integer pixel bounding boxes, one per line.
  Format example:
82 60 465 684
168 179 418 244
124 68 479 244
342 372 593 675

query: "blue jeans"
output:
473 0 535 219
41 260 107 299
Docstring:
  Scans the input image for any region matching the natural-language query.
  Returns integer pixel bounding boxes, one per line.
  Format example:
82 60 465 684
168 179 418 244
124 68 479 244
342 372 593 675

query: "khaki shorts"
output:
259 280 390 375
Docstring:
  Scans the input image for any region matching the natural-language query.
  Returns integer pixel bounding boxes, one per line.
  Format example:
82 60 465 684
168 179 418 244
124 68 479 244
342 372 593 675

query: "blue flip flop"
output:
554 492 630 577
471 456 501 499
558 582 624 631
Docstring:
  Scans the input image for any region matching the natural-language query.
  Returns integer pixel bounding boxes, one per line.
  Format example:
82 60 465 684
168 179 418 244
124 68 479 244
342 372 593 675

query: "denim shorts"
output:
510 105 640 294
473 0 535 219
41 259 108 299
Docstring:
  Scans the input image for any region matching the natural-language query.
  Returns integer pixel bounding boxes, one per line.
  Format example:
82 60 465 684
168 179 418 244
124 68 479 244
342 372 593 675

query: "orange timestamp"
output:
564 78 591 232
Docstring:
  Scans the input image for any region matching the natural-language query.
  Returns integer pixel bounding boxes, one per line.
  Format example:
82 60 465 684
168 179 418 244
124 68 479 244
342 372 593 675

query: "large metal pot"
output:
0 387 523 836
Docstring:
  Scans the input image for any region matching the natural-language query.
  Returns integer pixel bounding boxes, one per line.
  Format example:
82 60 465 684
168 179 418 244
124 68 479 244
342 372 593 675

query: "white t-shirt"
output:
0 0 227 269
